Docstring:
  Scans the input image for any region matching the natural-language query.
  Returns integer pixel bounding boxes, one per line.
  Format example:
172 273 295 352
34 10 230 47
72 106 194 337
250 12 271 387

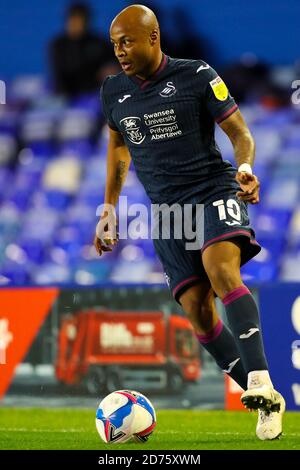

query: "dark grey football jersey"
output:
101 55 239 204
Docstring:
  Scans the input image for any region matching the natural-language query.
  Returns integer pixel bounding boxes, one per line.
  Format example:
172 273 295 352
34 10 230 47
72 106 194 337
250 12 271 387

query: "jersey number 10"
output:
213 199 241 223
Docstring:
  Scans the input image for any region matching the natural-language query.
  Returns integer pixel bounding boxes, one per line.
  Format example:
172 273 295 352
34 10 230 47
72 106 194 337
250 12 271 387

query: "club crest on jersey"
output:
159 81 177 98
209 76 229 101
120 116 146 145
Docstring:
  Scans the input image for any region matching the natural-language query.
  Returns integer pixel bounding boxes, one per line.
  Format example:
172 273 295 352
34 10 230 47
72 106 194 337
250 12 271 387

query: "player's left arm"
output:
219 109 260 204
199 62 259 204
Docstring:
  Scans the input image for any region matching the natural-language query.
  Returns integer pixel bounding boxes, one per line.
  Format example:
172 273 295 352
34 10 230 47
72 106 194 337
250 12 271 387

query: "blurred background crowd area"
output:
0 0 300 287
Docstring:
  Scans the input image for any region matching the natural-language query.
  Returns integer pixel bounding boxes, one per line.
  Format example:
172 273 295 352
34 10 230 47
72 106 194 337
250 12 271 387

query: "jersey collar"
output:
129 53 168 89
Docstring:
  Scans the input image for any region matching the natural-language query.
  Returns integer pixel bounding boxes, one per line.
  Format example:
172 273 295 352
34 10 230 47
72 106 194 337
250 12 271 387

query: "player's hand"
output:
235 172 260 204
94 208 119 256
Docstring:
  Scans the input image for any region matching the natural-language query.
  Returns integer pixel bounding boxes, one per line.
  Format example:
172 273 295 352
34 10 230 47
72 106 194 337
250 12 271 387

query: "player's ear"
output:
149 29 159 45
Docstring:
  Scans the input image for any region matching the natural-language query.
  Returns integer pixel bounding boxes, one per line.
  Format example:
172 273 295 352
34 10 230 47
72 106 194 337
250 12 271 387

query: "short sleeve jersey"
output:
101 55 239 204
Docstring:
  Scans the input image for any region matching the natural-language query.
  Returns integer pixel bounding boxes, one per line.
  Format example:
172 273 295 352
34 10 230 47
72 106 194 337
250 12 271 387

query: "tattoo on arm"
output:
219 110 255 168
116 160 126 193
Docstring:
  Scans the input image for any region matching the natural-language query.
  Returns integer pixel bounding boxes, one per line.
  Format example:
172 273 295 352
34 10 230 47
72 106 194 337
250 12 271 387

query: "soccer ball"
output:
95 389 156 444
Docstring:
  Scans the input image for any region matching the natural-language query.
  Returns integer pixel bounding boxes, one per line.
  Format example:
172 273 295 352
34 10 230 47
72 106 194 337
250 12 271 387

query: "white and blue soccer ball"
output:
95 390 156 444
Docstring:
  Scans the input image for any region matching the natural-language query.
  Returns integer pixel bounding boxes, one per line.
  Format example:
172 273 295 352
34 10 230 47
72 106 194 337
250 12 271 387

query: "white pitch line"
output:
0 428 244 435
0 428 299 438
148 430 300 437
0 428 88 433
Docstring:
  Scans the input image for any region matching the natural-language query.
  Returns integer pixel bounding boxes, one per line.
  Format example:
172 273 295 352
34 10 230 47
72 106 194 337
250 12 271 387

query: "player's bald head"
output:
110 4 162 78
110 4 159 39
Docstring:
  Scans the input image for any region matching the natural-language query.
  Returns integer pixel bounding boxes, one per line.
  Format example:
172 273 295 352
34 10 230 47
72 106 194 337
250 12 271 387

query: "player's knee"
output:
205 262 230 284
180 289 213 330
182 296 204 319
205 262 239 296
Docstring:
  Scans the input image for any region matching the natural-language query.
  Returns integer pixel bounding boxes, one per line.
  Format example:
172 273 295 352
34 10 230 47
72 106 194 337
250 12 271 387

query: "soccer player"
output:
94 5 285 440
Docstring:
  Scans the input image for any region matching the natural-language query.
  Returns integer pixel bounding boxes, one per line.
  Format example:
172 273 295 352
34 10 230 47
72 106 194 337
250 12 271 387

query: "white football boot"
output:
256 392 285 440
241 384 282 412
240 371 285 440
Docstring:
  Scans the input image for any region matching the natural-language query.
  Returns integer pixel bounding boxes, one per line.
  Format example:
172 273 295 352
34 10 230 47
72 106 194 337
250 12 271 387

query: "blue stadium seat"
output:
0 109 19 135
10 76 47 103
256 236 285 257
0 203 22 240
26 141 55 158
44 190 72 211
21 109 56 144
110 259 157 283
241 259 279 282
59 139 94 158
57 109 96 141
251 127 282 162
280 253 300 281
254 208 292 237
0 133 17 165
288 207 300 247
264 178 299 209
21 207 60 242
8 189 32 211
31 262 72 285
72 259 113 284
0 261 32 285
69 93 101 113
18 238 46 264
284 125 300 150
0 168 13 201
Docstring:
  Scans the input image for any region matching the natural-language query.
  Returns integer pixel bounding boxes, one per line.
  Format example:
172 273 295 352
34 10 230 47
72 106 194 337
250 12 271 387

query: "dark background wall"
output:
0 0 299 80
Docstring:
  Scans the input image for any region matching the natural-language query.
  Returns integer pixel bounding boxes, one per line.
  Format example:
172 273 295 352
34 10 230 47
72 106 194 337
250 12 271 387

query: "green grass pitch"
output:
0 408 299 450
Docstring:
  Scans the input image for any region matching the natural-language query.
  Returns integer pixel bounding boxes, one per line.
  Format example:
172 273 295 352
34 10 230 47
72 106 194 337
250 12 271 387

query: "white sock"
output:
247 370 273 389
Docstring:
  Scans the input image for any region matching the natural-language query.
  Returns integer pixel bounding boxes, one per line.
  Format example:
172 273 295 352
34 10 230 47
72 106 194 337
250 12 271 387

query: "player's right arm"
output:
94 127 131 256
105 127 131 207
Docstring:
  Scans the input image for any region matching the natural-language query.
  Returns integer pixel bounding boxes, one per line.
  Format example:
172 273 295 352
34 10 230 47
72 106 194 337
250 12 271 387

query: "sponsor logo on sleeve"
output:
209 76 229 101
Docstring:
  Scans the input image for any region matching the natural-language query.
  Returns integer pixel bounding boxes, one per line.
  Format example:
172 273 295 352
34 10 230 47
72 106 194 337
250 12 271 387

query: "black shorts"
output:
153 191 261 304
